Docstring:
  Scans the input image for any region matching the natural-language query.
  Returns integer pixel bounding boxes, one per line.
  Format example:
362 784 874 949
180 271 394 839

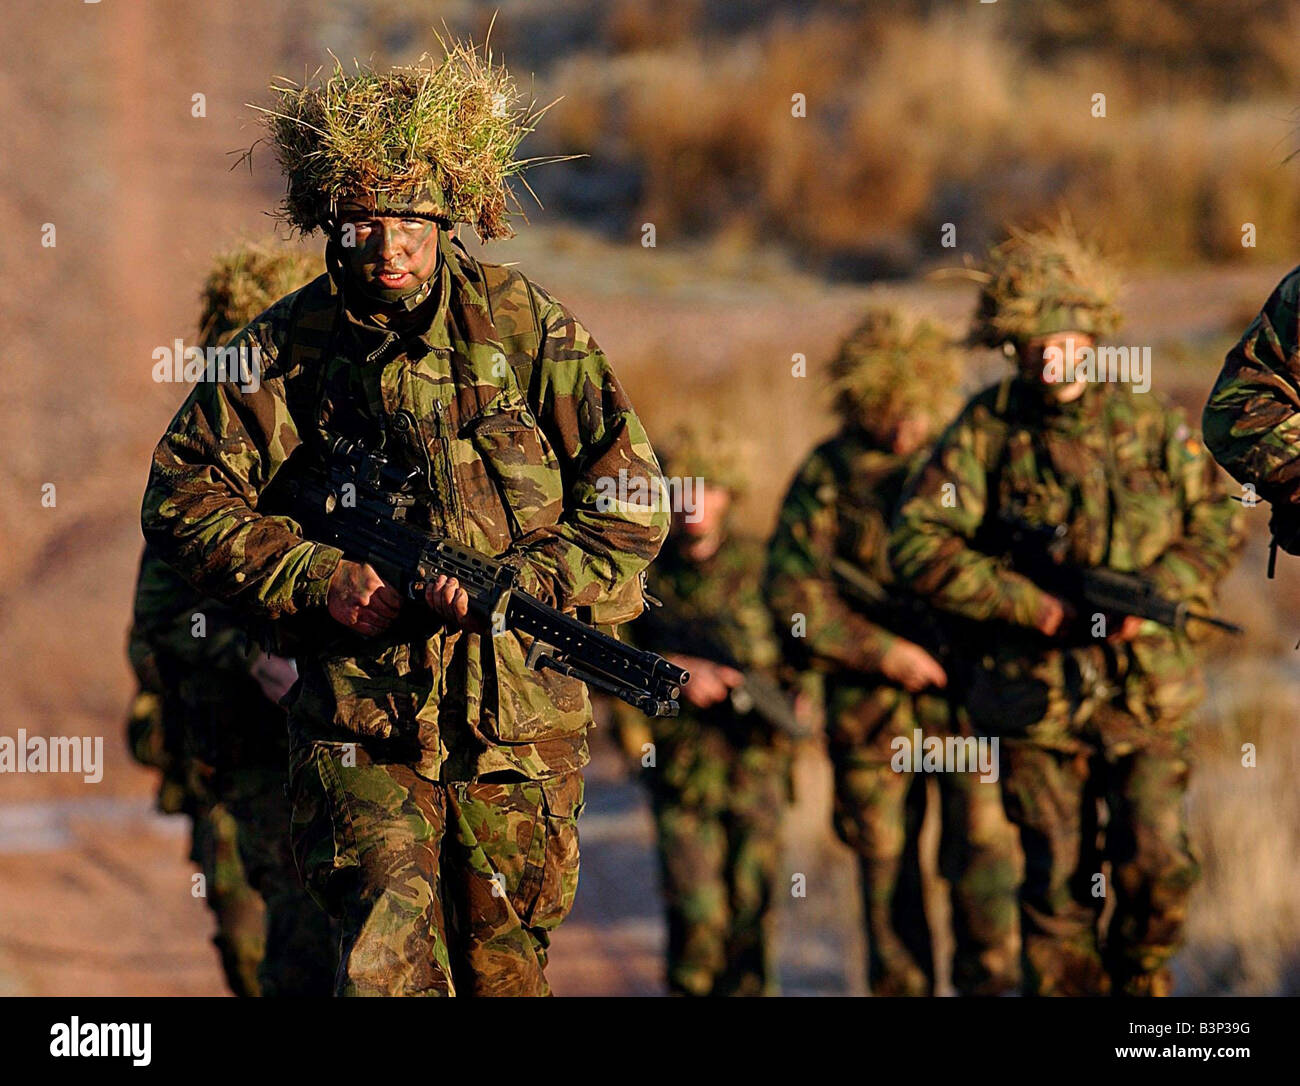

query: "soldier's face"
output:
890 413 932 456
337 210 441 302
677 483 731 538
1019 331 1095 402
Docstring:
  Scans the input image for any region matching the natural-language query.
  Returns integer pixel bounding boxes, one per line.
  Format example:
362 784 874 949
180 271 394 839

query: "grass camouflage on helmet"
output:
248 27 564 241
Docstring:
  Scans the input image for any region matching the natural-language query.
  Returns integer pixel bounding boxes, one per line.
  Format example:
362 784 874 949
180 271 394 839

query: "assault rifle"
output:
991 516 1243 637
282 434 689 717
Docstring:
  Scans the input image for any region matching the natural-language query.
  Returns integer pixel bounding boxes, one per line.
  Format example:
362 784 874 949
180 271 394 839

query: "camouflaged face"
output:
143 229 668 782
890 380 1241 748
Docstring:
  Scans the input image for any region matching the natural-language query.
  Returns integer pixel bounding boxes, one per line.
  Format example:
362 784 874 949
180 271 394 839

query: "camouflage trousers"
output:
830 690 1022 997
999 723 1199 997
189 800 264 997
289 740 584 996
645 719 789 997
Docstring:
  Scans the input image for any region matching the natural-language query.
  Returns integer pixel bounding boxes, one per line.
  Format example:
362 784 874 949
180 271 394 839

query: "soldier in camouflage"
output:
889 221 1240 996
765 308 1022 996
141 43 667 996
616 424 794 997
1203 265 1300 551
127 242 335 996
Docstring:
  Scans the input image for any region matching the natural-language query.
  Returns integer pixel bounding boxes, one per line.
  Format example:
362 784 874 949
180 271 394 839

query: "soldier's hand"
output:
249 651 298 705
880 639 947 693
670 655 742 709
327 559 402 636
424 574 488 634
1032 594 1073 638
1106 614 1144 642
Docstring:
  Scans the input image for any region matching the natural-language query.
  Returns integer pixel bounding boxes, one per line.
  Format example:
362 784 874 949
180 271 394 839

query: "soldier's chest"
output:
296 336 563 552
995 418 1176 568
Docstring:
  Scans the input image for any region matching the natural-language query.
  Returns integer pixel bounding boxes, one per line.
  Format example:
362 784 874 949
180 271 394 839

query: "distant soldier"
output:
127 242 336 996
766 308 1021 996
1203 265 1300 555
890 221 1241 996
616 424 797 996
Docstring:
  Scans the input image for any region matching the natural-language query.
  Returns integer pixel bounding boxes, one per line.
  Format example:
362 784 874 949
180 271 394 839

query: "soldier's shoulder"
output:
236 273 335 371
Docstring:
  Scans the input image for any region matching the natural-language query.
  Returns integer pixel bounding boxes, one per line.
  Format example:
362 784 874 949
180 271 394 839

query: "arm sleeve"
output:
764 450 898 673
1146 410 1243 607
889 404 1057 628
507 287 670 617
140 322 343 619
1202 267 1300 503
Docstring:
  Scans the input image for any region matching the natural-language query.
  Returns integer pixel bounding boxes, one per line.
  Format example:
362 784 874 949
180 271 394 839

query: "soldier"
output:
127 241 335 996
141 41 667 996
1203 265 1300 554
765 308 1021 996
889 220 1240 996
615 424 795 997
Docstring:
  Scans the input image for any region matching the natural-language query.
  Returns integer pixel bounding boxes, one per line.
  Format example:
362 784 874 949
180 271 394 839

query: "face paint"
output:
337 209 441 304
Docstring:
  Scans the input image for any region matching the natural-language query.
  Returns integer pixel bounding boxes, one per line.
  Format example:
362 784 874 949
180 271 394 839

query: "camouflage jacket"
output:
142 232 668 781
890 378 1239 745
765 426 921 674
129 545 286 772
1203 266 1300 534
764 427 946 743
631 532 785 733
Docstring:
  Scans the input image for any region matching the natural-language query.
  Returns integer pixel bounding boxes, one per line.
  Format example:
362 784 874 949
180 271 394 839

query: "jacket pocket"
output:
459 396 565 540
309 644 421 741
525 772 585 932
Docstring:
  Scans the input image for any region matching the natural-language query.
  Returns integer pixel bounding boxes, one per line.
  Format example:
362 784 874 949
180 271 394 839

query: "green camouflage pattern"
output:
130 546 337 995
190 799 267 997
621 533 791 996
766 427 1021 996
142 229 664 994
142 230 667 782
1203 265 1300 530
289 739 583 995
890 378 1240 995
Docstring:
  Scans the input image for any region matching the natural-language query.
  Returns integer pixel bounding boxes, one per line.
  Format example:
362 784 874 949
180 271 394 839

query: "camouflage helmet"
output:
966 216 1122 348
827 306 964 435
656 420 752 496
197 241 323 349
252 33 558 240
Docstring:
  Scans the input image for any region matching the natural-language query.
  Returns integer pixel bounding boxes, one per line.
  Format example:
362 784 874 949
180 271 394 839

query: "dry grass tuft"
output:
196 240 323 348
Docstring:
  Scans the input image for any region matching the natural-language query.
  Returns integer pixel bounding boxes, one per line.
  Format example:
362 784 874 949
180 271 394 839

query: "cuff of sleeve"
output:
995 573 1055 629
295 544 344 611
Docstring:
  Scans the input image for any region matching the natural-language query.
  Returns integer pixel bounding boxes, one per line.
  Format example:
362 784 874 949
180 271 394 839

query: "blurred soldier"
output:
1203 265 1300 555
766 308 1021 996
890 220 1241 996
127 241 336 996
141 43 667 996
616 423 796 996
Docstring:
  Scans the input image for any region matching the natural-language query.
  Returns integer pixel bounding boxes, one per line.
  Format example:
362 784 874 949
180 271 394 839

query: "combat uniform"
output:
1203 265 1300 544
130 546 337 996
890 377 1238 995
142 231 667 995
766 427 1021 996
626 532 791 997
